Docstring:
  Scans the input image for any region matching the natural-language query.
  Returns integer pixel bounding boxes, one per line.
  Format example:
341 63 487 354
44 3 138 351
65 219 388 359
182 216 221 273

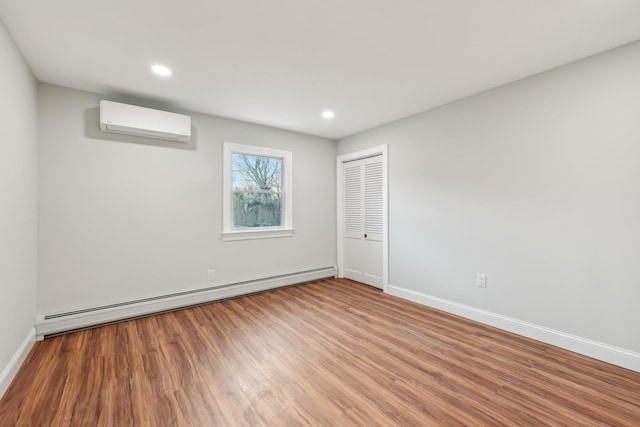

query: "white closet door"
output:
343 155 383 288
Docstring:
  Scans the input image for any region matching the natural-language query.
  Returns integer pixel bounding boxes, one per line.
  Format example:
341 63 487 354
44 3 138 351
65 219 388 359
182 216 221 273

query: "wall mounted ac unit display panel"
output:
100 100 191 142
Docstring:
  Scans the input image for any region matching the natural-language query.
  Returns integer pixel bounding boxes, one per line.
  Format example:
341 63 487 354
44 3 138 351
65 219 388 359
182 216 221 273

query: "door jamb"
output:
336 145 389 292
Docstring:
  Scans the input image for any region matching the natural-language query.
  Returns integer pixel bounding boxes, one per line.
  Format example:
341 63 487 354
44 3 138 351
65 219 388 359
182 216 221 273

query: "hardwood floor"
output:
1 278 639 426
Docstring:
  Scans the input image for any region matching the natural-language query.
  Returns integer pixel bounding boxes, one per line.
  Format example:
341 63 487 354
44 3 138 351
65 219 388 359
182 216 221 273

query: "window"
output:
223 142 293 241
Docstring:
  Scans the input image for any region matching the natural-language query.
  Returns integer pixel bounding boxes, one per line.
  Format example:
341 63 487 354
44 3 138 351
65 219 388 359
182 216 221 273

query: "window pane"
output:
232 154 282 192
223 142 293 239
233 192 282 228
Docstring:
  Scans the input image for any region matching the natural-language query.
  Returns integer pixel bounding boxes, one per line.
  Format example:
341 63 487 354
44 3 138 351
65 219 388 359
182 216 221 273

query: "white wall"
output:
337 41 640 355
37 84 336 315
0 20 38 385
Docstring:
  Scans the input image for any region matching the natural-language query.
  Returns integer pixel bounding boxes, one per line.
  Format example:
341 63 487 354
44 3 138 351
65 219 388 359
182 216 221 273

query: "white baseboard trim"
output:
388 284 640 373
36 266 337 339
0 328 36 399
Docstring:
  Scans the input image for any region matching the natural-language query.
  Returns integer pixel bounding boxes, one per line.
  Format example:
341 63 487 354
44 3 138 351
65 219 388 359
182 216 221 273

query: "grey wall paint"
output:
37 84 336 315
337 41 640 353
0 21 37 371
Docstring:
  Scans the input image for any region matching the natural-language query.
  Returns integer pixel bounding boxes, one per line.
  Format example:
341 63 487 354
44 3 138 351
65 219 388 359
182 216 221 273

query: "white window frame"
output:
222 142 293 241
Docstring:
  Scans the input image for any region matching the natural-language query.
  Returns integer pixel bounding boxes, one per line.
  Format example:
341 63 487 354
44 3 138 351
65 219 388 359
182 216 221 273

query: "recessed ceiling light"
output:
151 64 172 77
322 111 335 119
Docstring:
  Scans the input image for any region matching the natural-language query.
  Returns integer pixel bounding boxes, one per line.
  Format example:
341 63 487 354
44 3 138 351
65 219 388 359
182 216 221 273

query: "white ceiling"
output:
1 1 640 139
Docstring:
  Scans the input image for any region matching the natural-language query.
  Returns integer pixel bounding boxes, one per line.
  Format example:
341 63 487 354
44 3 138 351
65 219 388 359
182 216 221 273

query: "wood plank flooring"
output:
1 278 639 426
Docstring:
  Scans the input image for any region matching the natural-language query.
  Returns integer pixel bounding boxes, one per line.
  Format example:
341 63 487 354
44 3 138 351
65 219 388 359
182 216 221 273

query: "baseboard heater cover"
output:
36 266 337 339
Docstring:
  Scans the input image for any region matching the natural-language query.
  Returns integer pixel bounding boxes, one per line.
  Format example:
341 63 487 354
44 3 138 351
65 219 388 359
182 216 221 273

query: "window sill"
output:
222 228 294 242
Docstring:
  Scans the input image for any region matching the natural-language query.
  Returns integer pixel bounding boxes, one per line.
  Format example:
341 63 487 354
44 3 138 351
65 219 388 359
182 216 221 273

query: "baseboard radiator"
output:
35 266 337 340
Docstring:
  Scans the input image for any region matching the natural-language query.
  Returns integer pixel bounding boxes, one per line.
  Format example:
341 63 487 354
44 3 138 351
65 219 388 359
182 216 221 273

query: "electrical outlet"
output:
208 269 215 281
477 274 487 288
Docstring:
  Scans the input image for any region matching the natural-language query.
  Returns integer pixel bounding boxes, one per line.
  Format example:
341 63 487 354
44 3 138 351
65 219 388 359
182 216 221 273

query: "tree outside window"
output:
223 142 293 241
232 154 283 228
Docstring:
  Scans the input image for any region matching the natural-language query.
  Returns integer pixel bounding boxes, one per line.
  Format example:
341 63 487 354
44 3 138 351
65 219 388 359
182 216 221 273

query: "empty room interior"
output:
1 1 640 425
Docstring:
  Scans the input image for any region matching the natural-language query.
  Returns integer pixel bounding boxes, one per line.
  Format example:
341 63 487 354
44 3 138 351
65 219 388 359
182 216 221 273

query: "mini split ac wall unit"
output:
99 100 191 142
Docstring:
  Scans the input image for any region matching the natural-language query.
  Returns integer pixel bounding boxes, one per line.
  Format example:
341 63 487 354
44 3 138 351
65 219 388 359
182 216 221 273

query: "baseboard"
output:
388 284 640 373
36 266 337 339
0 328 36 399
